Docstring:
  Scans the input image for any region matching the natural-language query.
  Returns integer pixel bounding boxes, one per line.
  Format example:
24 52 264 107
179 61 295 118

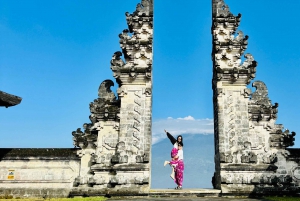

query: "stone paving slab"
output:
150 188 222 193
107 188 270 201
149 188 221 197
107 197 269 201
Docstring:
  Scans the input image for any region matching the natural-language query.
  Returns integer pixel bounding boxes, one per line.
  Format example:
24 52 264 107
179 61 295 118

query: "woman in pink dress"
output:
163 130 184 189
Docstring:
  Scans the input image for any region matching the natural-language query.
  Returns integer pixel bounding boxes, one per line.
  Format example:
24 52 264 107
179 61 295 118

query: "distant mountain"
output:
151 134 214 189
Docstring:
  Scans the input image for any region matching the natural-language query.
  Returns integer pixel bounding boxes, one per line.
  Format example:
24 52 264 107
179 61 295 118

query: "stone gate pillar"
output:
71 0 153 196
212 0 257 191
212 0 300 196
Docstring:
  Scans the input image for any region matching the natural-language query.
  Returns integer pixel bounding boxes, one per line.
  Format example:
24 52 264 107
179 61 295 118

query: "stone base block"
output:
0 188 71 199
70 185 150 197
221 184 300 197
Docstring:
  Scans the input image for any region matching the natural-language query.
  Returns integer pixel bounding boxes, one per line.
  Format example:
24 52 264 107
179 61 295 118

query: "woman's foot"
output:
175 186 182 190
164 161 169 166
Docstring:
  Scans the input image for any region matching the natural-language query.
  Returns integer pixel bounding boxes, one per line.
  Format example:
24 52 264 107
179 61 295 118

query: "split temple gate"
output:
0 0 299 198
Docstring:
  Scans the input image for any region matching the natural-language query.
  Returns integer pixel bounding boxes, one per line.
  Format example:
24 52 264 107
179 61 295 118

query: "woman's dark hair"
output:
178 142 183 147
177 135 183 146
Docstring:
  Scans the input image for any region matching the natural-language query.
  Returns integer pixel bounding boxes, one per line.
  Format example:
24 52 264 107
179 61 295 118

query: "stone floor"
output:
107 197 270 201
149 188 221 197
107 188 271 201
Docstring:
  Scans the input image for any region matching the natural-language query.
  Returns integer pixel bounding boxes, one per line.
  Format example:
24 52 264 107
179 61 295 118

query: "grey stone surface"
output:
107 196 270 201
212 0 300 196
0 149 80 198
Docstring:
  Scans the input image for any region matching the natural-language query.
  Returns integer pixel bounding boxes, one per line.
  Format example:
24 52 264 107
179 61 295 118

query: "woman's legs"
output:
170 166 175 180
175 160 184 188
164 160 177 180
169 159 178 180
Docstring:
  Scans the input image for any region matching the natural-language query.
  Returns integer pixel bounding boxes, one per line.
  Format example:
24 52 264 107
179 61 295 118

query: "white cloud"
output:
152 116 214 144
177 115 195 120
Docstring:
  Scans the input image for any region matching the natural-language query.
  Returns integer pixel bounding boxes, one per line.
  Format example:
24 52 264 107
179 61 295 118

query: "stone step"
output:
149 189 221 197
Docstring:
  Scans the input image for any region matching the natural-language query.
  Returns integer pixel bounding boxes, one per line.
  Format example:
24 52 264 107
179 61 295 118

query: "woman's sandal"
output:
175 186 182 190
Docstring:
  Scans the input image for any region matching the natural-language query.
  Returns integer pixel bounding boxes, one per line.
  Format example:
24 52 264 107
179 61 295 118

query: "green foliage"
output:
264 196 300 201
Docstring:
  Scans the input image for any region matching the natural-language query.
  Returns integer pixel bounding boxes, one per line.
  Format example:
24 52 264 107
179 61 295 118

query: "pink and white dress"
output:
169 149 184 186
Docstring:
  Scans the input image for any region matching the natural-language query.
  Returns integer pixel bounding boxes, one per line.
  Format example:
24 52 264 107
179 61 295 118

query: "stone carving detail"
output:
111 51 125 80
72 78 122 187
270 129 296 148
90 80 120 122
134 176 144 184
292 167 300 180
110 176 118 184
144 88 152 96
72 124 97 149
110 0 153 83
212 0 299 195
73 80 119 150
249 81 278 122
93 175 106 185
212 0 257 85
117 88 127 97
251 174 293 186
116 175 129 184
262 153 277 164
241 152 257 163
103 134 118 149
220 153 233 163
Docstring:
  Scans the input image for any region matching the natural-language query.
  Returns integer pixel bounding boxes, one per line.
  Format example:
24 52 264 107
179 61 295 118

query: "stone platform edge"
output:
148 189 221 197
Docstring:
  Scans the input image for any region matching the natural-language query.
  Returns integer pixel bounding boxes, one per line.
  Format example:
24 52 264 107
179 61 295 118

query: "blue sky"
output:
1 0 300 148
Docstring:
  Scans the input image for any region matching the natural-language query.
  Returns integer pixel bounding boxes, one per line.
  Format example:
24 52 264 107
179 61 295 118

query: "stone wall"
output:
0 149 80 198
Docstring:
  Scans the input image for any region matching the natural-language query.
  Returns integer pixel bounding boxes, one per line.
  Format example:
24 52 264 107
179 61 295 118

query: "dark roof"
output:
0 90 22 107
0 148 80 160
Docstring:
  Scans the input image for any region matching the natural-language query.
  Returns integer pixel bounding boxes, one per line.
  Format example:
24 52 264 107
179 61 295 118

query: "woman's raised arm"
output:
165 129 177 145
